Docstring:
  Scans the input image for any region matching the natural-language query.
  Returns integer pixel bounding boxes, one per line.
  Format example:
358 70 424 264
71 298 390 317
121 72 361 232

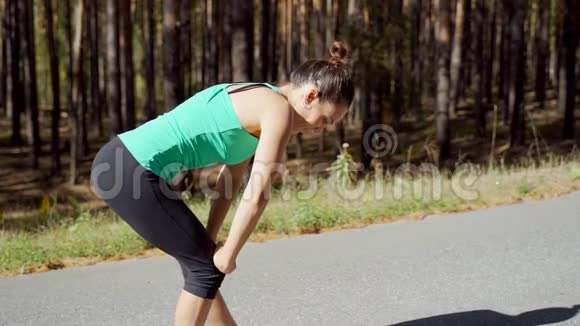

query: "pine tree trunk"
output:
201 0 207 87
507 0 527 147
535 0 549 106
548 0 559 88
434 0 451 164
499 3 511 124
458 0 472 100
313 0 324 59
261 0 271 81
449 0 465 117
472 0 485 137
232 0 254 81
6 0 23 145
43 0 61 175
286 0 293 75
392 0 404 129
298 0 310 62
270 0 279 82
278 0 289 80
560 0 579 139
79 28 89 158
89 0 102 136
106 0 122 134
484 0 496 103
217 0 232 83
0 9 6 117
179 0 192 91
67 0 84 184
202 0 217 86
421 0 434 100
403 0 420 119
163 0 182 111
143 0 155 120
119 0 135 129
21 0 40 168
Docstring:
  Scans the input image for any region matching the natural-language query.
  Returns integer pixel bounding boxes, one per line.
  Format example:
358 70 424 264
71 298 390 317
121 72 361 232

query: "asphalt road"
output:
1 192 579 326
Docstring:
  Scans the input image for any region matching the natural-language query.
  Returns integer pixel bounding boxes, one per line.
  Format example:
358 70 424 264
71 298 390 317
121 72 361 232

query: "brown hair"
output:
289 41 354 108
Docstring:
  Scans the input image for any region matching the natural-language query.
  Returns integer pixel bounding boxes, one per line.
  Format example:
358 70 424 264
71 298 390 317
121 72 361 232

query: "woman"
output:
90 41 354 326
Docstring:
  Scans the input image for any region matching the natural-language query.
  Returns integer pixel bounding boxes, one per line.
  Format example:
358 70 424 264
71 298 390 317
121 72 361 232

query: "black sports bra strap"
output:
227 83 272 95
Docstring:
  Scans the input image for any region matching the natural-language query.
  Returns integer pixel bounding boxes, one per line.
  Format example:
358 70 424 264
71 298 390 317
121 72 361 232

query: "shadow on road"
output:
388 305 580 326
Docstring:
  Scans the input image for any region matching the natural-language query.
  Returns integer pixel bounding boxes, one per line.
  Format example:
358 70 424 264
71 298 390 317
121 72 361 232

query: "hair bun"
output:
329 41 349 64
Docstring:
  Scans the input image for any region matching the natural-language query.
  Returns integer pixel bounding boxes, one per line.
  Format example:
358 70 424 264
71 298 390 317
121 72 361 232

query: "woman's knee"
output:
182 264 225 299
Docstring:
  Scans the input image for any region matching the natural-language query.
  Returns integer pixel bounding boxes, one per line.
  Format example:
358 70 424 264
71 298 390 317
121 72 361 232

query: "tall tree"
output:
66 0 84 184
391 0 404 128
179 0 192 92
143 0 156 120
5 0 23 145
20 0 40 167
312 0 324 59
269 0 279 82
88 0 102 136
232 0 254 81
483 0 497 103
459 0 472 101
106 0 122 134
79 22 89 157
261 0 272 81
278 0 289 80
0 14 8 117
43 0 61 175
498 2 511 124
163 0 182 111
548 0 559 88
119 0 135 129
534 0 549 106
506 0 527 146
420 0 435 100
298 0 310 62
201 0 218 87
559 0 579 139
406 0 422 120
0 5 6 117
449 0 466 117
434 0 451 163
472 0 485 137
216 0 232 83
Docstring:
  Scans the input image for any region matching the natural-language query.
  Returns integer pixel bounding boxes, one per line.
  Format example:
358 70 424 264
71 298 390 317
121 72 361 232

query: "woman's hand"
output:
213 241 236 274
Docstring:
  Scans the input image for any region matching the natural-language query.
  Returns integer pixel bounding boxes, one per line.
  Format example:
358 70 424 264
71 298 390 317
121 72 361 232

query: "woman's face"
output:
291 84 349 134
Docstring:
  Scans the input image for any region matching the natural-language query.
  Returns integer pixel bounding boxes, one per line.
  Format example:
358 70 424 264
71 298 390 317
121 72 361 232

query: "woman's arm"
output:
217 102 292 268
205 160 251 242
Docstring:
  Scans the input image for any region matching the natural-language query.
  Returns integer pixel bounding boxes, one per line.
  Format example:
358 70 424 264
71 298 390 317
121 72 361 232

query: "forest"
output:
0 0 579 210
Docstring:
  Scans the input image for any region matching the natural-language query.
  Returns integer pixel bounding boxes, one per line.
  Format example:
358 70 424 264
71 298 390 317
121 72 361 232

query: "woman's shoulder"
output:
258 90 292 133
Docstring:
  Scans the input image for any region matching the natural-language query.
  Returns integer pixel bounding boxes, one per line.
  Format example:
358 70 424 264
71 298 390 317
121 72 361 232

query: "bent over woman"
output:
90 42 354 326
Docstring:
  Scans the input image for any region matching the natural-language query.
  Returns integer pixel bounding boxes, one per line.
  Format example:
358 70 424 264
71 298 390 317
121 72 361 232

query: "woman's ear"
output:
305 88 319 104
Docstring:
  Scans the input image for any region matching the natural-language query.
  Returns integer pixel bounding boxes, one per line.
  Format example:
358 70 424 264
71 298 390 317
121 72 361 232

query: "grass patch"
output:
571 168 580 181
1 156 579 276
516 182 535 196
0 211 149 274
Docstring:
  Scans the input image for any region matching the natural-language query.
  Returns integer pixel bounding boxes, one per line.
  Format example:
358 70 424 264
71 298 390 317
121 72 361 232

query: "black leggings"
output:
90 136 225 299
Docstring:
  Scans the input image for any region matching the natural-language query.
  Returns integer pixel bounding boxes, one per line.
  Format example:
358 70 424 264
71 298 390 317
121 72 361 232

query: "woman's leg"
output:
175 290 213 326
91 137 226 325
206 290 236 325
178 262 236 325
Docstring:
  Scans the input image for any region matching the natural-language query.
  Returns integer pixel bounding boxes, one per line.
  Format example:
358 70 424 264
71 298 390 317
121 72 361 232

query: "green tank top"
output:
118 82 282 182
